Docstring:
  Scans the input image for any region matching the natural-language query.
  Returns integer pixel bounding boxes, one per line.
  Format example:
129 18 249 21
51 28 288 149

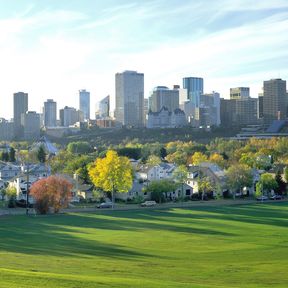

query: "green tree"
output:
172 165 188 200
67 141 91 154
1 151 9 162
198 177 213 201
146 155 161 166
0 188 6 201
275 170 286 195
37 145 46 163
255 182 263 198
226 164 253 199
88 150 133 208
8 147 16 162
143 180 176 203
259 173 278 196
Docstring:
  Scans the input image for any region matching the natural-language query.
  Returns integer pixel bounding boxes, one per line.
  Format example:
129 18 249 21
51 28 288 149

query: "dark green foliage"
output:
275 170 286 195
144 180 177 203
67 141 92 154
8 147 16 162
117 147 142 160
160 147 167 159
1 151 9 162
37 145 46 163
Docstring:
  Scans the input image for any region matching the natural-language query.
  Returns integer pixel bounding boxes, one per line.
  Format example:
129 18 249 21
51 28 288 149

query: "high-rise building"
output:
59 106 79 127
263 79 287 124
200 92 221 126
258 92 264 119
183 77 203 107
79 89 90 120
96 95 110 119
150 86 179 113
115 70 144 127
21 111 40 140
0 118 14 141
230 87 250 100
13 92 28 138
44 99 57 127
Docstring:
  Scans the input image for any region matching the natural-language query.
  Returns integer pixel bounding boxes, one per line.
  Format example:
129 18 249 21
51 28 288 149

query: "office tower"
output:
200 92 221 126
263 79 287 124
96 95 110 119
230 87 250 100
235 98 258 125
183 77 203 107
44 99 57 127
258 92 263 119
220 99 236 127
13 92 28 138
79 89 90 120
0 118 14 141
220 97 258 127
60 106 79 127
115 70 144 127
150 86 179 113
21 111 40 140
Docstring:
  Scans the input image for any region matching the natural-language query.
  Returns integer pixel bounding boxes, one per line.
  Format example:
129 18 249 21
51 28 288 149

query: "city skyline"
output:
0 0 288 119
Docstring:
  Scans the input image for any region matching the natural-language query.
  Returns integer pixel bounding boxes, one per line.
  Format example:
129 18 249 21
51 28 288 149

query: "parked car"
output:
140 200 157 207
256 195 269 201
270 195 283 200
97 202 113 208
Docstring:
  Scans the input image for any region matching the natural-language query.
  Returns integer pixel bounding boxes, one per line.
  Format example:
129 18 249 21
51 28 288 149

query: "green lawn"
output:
0 202 288 288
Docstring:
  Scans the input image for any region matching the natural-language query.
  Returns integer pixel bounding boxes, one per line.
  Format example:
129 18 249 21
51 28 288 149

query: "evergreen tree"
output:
9 147 16 162
37 146 46 163
275 170 286 195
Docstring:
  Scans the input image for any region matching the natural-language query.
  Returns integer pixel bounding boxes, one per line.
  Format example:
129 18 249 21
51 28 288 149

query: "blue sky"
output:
0 0 288 118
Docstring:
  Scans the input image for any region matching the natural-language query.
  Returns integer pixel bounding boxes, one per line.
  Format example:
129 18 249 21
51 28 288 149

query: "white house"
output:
137 163 176 182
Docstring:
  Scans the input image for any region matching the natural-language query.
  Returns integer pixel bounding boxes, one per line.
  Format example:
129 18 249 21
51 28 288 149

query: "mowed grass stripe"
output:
0 202 288 287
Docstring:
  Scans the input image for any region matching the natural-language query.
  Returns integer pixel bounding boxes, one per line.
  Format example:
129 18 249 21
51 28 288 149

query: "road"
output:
1 199 286 216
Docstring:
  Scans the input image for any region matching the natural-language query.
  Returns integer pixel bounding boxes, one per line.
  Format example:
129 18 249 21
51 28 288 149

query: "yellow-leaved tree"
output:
88 150 133 208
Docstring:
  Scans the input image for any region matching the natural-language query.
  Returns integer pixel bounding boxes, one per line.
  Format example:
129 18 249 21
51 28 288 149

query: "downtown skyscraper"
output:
13 92 28 138
263 79 287 124
79 89 90 120
115 71 144 127
183 77 203 107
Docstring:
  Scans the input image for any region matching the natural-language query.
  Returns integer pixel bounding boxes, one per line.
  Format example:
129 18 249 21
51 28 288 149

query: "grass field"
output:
0 202 288 288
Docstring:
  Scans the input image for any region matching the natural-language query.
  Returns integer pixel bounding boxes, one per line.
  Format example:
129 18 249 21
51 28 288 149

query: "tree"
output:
190 152 208 165
259 173 278 196
226 164 253 199
143 180 177 203
88 150 133 208
275 170 286 195
198 177 213 201
67 141 91 154
255 182 263 198
37 145 47 163
160 147 167 159
6 186 17 208
173 165 188 200
209 153 225 168
30 176 72 214
1 151 9 162
0 188 6 201
8 147 16 162
146 155 161 166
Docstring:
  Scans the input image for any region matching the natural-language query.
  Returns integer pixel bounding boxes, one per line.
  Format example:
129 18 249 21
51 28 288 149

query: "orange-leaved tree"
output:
30 176 72 214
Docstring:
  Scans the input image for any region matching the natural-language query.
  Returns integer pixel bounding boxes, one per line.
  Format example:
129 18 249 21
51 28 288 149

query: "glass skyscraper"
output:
183 77 203 107
79 89 90 120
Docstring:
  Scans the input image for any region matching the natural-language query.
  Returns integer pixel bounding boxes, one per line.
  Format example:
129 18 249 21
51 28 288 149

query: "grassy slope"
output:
0 202 287 288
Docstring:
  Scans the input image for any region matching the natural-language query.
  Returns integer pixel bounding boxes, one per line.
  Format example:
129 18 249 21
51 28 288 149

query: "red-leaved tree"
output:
30 176 72 214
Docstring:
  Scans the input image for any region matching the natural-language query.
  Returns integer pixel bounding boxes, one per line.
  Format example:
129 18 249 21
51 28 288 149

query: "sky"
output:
0 0 288 119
